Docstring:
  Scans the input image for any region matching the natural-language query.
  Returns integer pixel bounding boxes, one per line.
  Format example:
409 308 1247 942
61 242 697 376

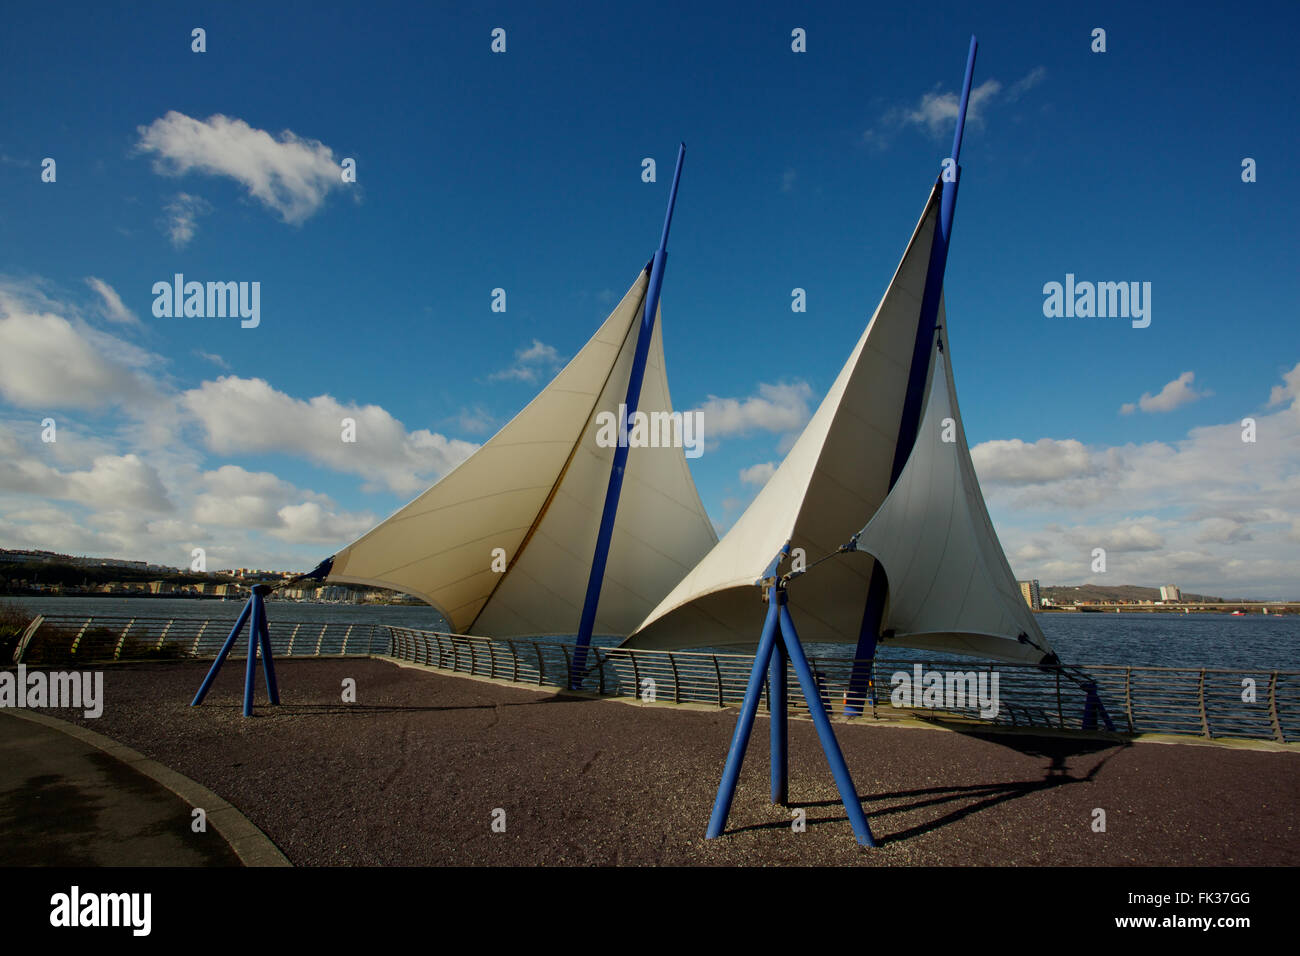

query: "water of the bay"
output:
6 596 1297 671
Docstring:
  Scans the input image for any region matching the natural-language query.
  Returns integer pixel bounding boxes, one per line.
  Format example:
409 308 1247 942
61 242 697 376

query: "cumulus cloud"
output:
136 112 344 224
970 437 1094 485
691 381 813 439
1065 518 1166 553
181 376 478 494
0 284 157 410
739 461 777 486
0 437 173 513
488 340 565 383
193 465 375 544
980 363 1300 596
273 501 375 544
1268 361 1300 407
1120 371 1209 415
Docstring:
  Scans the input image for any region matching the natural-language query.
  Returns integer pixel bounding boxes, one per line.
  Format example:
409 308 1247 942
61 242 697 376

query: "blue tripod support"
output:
708 548 876 846
191 583 281 717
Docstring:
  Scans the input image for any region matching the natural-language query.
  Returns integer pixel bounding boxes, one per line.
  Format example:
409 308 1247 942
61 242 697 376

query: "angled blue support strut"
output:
570 143 686 688
846 36 978 715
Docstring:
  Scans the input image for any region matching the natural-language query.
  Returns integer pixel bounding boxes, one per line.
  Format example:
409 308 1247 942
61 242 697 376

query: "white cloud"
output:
1120 370 1208 415
0 433 173 513
194 350 230 369
181 376 478 495
488 339 565 383
450 405 497 435
192 465 375 544
0 284 157 410
980 363 1300 596
739 461 776 486
162 192 211 247
691 381 813 439
1065 517 1166 553
1268 361 1300 407
85 277 140 326
136 112 344 224
867 67 1046 144
970 437 1094 485
273 501 374 544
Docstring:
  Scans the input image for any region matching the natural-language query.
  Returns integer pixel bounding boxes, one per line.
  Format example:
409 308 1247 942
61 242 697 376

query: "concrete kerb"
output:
2 708 291 867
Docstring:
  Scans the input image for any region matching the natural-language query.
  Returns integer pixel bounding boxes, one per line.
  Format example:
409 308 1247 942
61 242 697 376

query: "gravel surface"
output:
36 658 1300 866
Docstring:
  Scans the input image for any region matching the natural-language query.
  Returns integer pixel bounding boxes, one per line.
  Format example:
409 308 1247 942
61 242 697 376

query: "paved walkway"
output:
40 659 1297 866
0 710 283 866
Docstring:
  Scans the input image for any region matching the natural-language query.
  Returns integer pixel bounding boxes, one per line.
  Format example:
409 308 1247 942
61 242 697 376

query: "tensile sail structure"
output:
663 38 1058 847
291 147 715 647
621 184 1055 667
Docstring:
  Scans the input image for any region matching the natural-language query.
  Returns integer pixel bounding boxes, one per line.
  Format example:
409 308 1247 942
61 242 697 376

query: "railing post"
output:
1269 672 1284 742
1124 667 1134 733
71 617 93 655
713 655 723 707
190 619 208 657
1198 669 1211 738
113 619 135 660
668 652 680 704
486 641 497 679
155 619 173 652
532 642 545 685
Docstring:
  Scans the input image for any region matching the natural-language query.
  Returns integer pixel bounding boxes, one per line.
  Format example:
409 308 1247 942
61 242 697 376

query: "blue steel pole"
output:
191 595 254 706
778 600 876 846
571 143 686 687
706 586 782 839
242 588 262 717
253 585 280 705
846 36 978 715
770 638 788 805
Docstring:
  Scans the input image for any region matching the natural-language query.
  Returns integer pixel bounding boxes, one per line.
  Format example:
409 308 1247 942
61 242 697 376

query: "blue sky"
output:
1 0 1297 597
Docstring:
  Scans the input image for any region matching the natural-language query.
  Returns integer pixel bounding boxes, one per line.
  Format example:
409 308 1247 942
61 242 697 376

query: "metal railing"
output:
385 626 1299 743
20 615 388 661
14 616 1297 743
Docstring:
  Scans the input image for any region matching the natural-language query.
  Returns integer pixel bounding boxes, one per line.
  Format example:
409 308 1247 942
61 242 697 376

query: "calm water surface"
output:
8 597 1298 671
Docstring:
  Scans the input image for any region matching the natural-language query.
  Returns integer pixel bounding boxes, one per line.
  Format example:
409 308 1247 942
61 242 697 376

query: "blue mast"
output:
570 144 686 686
846 37 978 712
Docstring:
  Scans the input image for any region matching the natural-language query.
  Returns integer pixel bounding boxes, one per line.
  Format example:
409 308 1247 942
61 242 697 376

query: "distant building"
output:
1018 579 1041 611
1160 585 1182 602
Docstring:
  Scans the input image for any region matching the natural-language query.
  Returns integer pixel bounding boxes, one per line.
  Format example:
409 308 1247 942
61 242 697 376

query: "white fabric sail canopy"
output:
849 344 1052 664
322 267 717 637
623 184 1055 665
